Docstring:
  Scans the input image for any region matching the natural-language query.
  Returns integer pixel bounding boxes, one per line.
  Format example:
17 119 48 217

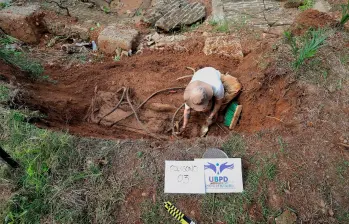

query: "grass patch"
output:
0 84 10 102
0 35 44 79
222 134 245 157
201 136 280 223
284 29 327 70
340 0 349 26
0 49 44 78
299 0 314 11
0 104 123 223
215 20 230 33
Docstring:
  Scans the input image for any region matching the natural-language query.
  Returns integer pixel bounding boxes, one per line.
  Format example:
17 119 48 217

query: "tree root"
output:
171 103 185 138
97 87 127 124
125 88 167 140
109 87 185 127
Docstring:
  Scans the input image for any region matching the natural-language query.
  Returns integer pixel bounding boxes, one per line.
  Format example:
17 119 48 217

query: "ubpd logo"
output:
205 162 234 183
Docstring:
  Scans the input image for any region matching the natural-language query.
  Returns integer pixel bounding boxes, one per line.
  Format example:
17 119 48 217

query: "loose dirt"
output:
0 38 301 140
291 9 337 35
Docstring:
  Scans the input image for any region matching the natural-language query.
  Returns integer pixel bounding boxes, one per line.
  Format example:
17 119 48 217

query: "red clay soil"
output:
0 40 301 140
291 9 337 35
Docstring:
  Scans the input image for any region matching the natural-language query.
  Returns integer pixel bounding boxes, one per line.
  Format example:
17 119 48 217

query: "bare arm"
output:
182 107 191 129
209 98 223 119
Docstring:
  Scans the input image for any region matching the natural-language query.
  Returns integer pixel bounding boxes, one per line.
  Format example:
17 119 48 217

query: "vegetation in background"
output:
284 29 327 69
340 0 349 26
0 35 44 78
299 0 314 11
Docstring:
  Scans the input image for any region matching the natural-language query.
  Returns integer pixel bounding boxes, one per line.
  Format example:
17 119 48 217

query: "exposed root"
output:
110 87 185 127
97 87 127 124
171 103 185 137
125 88 167 140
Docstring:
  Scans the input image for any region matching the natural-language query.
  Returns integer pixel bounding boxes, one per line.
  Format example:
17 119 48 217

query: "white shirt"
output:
185 67 224 109
191 67 224 99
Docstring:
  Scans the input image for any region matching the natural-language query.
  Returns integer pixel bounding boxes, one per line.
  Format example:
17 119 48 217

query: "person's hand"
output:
206 116 213 126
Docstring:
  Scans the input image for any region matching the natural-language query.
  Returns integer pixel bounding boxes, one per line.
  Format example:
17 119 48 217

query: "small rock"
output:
141 192 148 197
344 140 348 144
98 25 139 54
275 210 297 224
190 210 195 216
147 40 155 46
152 32 161 42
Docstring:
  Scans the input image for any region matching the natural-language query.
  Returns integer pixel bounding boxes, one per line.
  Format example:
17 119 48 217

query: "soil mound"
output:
291 9 337 35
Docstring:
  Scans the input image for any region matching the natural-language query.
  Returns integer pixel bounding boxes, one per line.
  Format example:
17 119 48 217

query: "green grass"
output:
0 84 10 102
222 134 245 157
0 49 44 78
0 105 123 223
340 0 349 26
284 29 327 70
214 20 230 33
299 0 314 11
201 135 280 223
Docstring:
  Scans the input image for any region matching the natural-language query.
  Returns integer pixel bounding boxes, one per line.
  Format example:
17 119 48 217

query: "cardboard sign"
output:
196 158 243 193
164 161 205 194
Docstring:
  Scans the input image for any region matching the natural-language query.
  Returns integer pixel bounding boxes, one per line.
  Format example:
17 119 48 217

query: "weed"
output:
102 6 110 14
0 48 44 78
278 136 286 153
215 21 230 33
284 31 298 55
0 84 10 102
285 29 327 70
137 151 144 158
322 70 328 80
222 134 245 157
141 200 163 224
299 0 314 11
201 155 278 223
337 78 343 90
0 1 10 9
209 19 219 26
265 163 277 180
336 159 349 180
113 55 120 61
340 0 349 26
135 8 143 16
0 103 123 223
0 35 17 45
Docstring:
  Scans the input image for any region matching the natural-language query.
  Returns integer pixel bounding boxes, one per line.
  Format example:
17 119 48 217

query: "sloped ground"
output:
0 2 349 224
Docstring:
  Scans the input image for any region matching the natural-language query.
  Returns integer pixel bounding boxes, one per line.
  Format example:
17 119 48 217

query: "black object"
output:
0 146 19 168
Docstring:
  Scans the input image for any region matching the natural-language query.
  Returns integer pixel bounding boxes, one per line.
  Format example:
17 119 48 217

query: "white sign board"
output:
164 161 205 194
196 158 243 193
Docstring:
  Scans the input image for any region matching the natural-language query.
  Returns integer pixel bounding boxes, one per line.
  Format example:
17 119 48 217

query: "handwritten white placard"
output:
195 158 243 193
164 161 206 194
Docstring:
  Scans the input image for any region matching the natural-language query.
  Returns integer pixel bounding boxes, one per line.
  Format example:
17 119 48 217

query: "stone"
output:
98 25 139 54
42 14 89 40
212 0 224 22
144 0 206 31
0 4 44 43
203 35 243 60
313 0 331 13
275 210 297 224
